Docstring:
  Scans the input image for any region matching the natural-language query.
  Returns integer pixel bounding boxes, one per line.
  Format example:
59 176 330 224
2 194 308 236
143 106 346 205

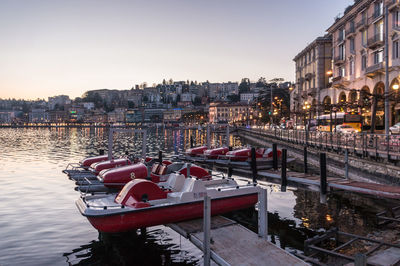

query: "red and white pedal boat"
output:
203 147 229 159
76 174 260 233
225 147 281 162
185 146 208 157
76 161 211 193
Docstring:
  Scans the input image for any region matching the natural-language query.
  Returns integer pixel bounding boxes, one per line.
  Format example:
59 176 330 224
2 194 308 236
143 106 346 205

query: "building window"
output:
361 51 367 70
349 20 355 33
373 49 383 64
361 30 367 47
339 28 345 42
339 44 345 60
350 38 355 53
375 20 384 41
374 1 383 18
393 40 399 59
361 11 367 24
349 58 354 75
338 66 345 77
394 10 400 28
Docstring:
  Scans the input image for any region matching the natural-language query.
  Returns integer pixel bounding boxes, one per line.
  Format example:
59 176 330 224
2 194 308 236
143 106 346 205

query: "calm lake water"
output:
0 127 397 265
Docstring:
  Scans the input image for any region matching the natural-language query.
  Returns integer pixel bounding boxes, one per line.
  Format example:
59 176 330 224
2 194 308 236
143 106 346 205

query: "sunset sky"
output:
0 0 353 100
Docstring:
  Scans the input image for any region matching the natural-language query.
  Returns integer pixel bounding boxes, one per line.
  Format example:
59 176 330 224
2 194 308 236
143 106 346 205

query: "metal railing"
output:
243 127 400 160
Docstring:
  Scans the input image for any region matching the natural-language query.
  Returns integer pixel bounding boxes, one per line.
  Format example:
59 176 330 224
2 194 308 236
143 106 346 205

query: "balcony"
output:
305 73 313 81
367 33 384 49
356 19 368 30
307 87 317 97
332 76 349 88
369 11 383 24
336 35 345 44
334 56 345 65
389 0 400 11
346 26 356 38
365 62 385 78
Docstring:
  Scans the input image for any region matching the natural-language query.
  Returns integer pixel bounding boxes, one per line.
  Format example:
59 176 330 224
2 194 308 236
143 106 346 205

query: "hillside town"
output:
0 79 291 126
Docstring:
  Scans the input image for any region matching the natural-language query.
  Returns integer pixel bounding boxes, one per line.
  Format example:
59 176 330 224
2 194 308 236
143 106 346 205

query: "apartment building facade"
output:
208 102 254 124
327 0 400 128
292 36 332 122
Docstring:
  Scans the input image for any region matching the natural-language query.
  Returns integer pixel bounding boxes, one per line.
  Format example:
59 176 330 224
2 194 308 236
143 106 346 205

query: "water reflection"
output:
64 227 200 266
0 128 398 265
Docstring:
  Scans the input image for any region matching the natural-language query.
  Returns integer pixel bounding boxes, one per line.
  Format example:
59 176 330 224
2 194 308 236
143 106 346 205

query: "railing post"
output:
251 147 258 183
187 163 191 178
190 135 194 148
281 149 287 192
258 188 268 239
304 146 308 174
320 153 327 204
272 143 278 170
203 195 211 266
228 146 233 178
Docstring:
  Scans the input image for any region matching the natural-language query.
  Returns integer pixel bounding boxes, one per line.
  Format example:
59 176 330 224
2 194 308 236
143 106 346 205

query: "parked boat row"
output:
183 145 293 170
63 146 262 233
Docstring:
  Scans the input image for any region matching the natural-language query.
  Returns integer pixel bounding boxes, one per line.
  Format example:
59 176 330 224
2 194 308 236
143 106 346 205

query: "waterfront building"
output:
107 108 126 123
292 36 332 123
0 111 15 123
327 0 400 129
208 102 254 124
240 92 259 103
207 82 239 100
163 108 182 123
29 109 49 123
48 110 69 123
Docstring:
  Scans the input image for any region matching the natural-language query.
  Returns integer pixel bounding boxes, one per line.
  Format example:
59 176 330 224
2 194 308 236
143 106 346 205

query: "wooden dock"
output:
168 215 308 266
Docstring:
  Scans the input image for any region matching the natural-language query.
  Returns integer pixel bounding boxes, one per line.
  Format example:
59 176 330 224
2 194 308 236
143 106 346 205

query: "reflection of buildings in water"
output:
63 229 199 265
292 189 392 236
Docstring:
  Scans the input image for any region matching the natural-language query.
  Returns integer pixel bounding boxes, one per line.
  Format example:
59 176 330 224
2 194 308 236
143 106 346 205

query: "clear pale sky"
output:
0 0 353 100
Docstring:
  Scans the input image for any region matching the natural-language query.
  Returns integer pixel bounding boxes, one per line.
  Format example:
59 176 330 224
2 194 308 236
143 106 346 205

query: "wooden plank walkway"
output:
168 216 308 266
254 169 400 199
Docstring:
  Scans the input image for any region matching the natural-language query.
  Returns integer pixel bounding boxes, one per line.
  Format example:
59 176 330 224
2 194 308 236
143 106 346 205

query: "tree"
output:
193 96 202 106
227 94 240 102
256 77 267 88
239 78 250 93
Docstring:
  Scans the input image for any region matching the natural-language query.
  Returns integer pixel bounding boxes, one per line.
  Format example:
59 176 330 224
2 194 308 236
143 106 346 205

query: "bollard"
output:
304 146 308 174
345 149 349 179
281 149 287 192
320 153 327 204
99 149 104 155
258 188 268 239
251 147 257 183
203 195 211 266
190 135 194 148
158 150 163 163
272 143 278 170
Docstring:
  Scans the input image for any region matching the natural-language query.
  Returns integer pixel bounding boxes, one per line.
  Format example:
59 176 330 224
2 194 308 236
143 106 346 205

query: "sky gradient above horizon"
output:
0 0 353 100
